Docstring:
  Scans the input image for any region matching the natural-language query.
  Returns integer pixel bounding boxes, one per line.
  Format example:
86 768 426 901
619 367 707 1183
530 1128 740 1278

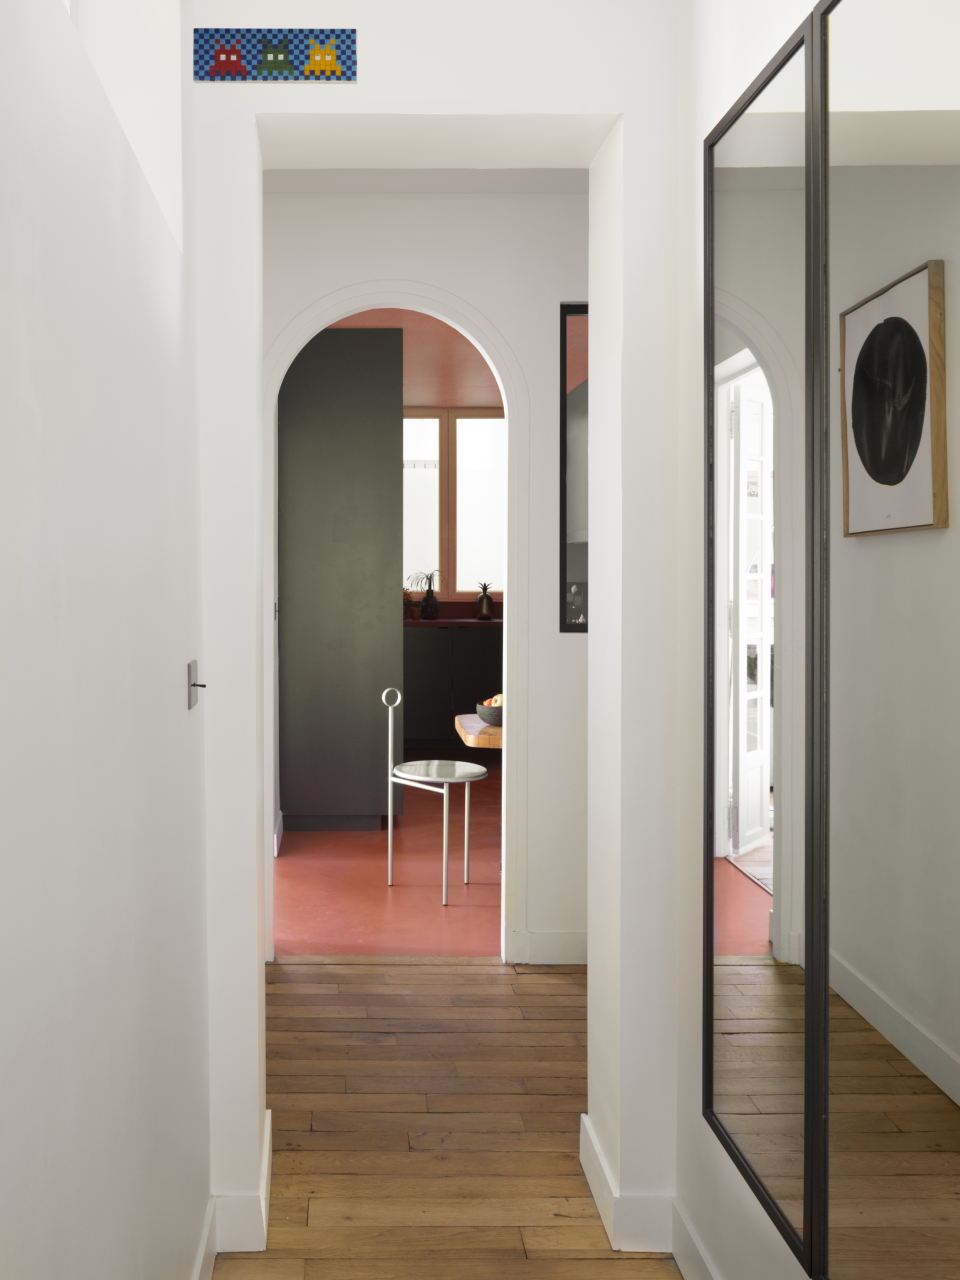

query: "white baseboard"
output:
830 952 960 1105
212 1111 274 1254
506 930 586 964
672 1202 720 1280
189 1197 217 1280
579 1113 672 1251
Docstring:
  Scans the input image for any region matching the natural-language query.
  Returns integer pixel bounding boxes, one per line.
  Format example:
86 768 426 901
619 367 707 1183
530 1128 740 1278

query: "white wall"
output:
262 183 589 961
829 164 960 1104
72 0 183 245
0 2 208 1278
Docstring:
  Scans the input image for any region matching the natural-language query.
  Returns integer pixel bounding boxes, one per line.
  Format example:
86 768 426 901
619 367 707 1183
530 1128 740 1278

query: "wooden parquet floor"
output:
213 957 679 1280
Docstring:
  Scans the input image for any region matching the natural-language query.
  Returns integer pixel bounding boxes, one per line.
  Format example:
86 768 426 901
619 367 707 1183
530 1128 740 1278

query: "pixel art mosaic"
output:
193 29 357 82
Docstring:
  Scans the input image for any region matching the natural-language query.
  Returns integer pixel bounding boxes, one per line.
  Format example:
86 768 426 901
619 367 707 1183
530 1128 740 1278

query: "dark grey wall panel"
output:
278 328 403 823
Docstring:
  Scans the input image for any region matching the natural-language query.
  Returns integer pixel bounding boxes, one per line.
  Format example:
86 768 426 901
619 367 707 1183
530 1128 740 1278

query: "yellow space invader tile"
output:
305 39 342 78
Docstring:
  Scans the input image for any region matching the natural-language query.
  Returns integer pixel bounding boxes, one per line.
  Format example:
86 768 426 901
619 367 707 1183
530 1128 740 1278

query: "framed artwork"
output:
840 260 947 535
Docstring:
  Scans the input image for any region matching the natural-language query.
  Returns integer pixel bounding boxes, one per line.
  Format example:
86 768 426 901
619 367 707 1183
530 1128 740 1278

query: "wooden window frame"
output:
404 407 505 603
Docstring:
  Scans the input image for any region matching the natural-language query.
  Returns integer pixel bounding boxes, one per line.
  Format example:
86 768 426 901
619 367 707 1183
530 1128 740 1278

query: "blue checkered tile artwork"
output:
194 29 357 82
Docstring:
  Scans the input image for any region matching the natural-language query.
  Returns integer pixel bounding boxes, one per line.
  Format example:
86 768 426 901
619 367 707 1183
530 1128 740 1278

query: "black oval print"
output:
851 315 927 486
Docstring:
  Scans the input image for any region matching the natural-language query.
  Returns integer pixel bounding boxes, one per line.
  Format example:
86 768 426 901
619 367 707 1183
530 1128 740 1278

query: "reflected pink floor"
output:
274 768 502 956
714 855 773 957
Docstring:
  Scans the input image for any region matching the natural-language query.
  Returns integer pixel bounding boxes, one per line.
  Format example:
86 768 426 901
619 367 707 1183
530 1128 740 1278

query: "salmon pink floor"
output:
274 767 501 956
714 855 773 957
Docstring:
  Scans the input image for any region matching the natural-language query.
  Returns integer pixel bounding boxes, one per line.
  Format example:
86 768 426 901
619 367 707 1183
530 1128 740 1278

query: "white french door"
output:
716 361 775 856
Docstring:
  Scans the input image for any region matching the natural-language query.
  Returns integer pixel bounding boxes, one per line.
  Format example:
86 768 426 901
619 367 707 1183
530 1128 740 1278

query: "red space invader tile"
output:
209 42 247 79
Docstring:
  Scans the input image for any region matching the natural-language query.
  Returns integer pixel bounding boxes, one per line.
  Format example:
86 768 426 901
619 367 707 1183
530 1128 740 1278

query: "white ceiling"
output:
256 113 619 171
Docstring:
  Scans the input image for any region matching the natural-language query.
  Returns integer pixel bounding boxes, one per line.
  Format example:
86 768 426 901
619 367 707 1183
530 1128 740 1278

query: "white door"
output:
733 373 774 853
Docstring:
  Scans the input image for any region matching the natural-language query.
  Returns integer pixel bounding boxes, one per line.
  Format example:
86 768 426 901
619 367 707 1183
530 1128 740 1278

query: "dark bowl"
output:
476 702 503 726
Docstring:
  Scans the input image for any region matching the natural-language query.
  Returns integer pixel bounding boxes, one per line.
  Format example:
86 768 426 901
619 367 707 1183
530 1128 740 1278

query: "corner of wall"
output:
211 1111 273 1255
580 1113 673 1253
672 1202 720 1280
189 1198 217 1280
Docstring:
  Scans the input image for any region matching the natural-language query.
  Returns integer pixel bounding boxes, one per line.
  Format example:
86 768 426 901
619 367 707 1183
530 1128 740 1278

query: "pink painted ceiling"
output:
328 308 503 409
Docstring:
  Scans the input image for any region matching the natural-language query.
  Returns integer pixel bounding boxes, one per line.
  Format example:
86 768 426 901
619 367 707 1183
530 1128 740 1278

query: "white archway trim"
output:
261 280 532 963
714 287 805 968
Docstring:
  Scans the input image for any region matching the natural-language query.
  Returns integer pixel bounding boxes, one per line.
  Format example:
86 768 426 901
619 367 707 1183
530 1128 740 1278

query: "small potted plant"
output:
476 582 494 621
407 570 444 620
403 588 421 622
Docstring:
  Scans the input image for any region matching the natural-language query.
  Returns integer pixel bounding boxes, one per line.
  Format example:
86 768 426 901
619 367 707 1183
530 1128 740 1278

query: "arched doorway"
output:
268 307 509 959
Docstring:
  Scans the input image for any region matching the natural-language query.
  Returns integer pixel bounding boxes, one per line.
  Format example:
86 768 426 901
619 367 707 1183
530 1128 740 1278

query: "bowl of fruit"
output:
477 694 503 727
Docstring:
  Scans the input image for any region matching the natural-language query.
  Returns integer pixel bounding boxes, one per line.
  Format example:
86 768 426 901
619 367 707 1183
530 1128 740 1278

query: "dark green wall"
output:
278 328 403 829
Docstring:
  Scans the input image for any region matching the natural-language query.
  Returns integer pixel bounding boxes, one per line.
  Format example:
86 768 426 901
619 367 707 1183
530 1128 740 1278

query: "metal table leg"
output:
442 783 450 905
464 780 471 883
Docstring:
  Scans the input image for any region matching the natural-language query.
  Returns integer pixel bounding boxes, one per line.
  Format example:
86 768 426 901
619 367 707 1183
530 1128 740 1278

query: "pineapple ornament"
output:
476 582 494 621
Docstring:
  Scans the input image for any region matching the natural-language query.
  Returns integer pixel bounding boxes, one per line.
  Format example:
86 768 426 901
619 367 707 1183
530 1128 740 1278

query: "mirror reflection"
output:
828 1 960 1275
710 42 807 1237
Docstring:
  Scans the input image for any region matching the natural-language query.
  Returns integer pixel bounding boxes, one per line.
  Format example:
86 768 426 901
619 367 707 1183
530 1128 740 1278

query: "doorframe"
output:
261 280 529 962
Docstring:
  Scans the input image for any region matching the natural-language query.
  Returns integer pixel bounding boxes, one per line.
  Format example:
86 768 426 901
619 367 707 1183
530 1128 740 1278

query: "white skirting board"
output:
671 1202 721 1280
505 930 586 964
189 1198 217 1280
830 952 960 1105
196 1111 274 1262
578 1114 673 1252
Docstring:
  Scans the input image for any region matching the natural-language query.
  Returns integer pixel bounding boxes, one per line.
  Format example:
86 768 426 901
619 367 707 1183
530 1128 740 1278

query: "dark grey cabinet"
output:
402 625 503 741
278 328 403 830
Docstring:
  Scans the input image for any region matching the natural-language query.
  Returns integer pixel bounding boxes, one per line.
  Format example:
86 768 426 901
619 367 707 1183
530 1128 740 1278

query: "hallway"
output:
213 958 679 1278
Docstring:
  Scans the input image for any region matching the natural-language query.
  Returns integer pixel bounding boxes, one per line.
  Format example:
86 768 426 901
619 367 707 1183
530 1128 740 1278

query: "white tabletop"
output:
394 759 488 784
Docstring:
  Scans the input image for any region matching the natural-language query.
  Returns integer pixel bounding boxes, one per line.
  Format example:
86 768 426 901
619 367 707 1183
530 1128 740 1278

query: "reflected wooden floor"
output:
213 957 680 1280
713 955 806 1231
714 957 960 1275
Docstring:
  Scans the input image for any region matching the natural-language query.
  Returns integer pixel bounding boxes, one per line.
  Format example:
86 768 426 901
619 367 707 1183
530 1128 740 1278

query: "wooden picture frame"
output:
840 260 947 536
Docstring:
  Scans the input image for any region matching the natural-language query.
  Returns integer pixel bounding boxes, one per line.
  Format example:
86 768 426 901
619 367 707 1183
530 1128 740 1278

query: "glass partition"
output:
827 2 960 1276
705 28 809 1257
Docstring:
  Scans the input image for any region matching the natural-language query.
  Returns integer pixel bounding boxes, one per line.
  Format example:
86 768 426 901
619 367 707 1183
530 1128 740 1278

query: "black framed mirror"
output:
560 303 588 631
703 11 829 1275
707 2 960 1276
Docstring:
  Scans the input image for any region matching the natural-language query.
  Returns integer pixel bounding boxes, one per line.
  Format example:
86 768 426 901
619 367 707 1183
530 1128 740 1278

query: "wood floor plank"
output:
345 1076 526 1094
213 1262 305 1279
521 1113 583 1131
266 1078 347 1094
393 1032 582 1047
273 1132 411 1152
426 1093 585 1113
265 1224 525 1257
308 1112 526 1132
305 1196 598 1226
299 1261 681 1279
273 1111 313 1132
346 1045 541 1061
267 1094 428 1112
270 1175 593 1199
268 1060 457 1077
272 1151 583 1177
520 1223 668 1258
408 1132 581 1152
